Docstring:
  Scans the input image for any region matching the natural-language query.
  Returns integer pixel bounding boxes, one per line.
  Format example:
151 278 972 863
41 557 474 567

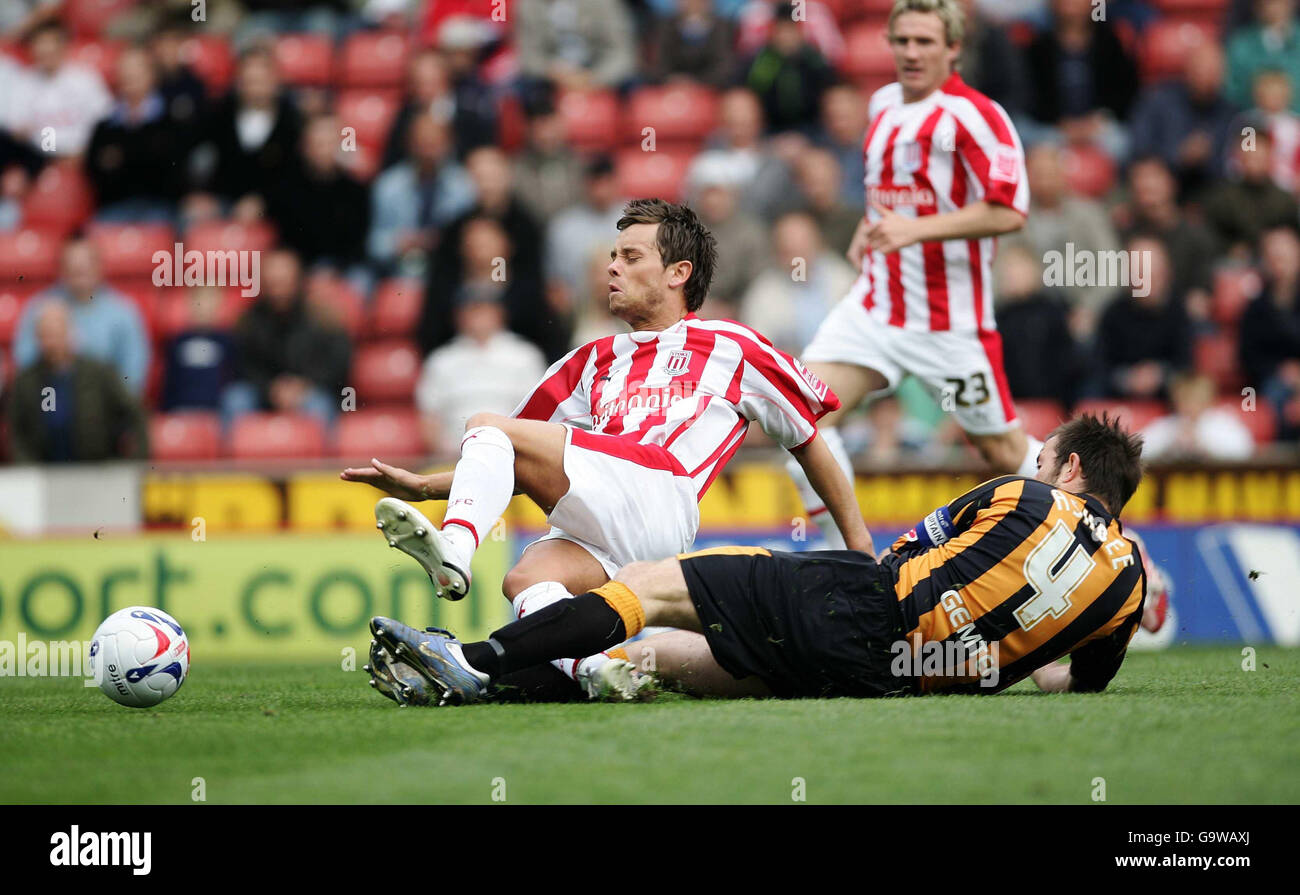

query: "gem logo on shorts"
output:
663 350 692 376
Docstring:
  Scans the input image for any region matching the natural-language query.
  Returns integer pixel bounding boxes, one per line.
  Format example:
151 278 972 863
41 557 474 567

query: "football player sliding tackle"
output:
342 199 871 703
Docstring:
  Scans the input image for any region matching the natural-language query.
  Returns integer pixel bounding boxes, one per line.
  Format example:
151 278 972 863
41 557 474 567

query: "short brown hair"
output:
616 198 717 312
1048 413 1145 515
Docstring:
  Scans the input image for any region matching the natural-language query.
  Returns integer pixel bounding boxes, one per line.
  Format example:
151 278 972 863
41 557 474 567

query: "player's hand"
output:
866 203 920 253
340 458 430 501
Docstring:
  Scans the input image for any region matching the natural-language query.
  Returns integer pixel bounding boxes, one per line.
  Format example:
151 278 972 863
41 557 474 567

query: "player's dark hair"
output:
1048 413 1144 515
616 198 717 312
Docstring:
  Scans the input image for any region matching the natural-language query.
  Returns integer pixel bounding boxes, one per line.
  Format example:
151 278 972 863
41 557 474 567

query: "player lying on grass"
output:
366 413 1151 705
343 198 871 701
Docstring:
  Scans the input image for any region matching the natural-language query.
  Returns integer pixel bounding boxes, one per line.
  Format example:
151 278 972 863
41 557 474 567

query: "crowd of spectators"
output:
0 0 1298 467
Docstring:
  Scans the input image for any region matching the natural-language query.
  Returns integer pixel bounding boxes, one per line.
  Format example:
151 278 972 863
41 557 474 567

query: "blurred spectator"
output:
369 113 476 278
1141 372 1255 460
545 155 624 324
814 82 867 209
1115 156 1217 309
3 20 112 158
1204 129 1300 259
737 0 844 68
1243 69 1300 192
0 0 58 40
957 0 1029 117
993 244 1082 409
0 164 23 229
690 157 769 317
415 286 547 453
512 99 586 222
161 287 236 412
380 48 457 173
85 45 188 222
420 147 552 356
266 113 370 269
651 0 738 87
1096 236 1192 400
743 2 835 135
194 44 302 216
148 18 208 134
794 147 859 257
434 19 501 156
221 250 351 427
1240 225 1300 440
738 211 855 354
1023 0 1138 157
13 239 150 394
569 247 626 347
1226 0 1300 113
1128 41 1238 197
416 3 515 85
851 395 935 469
515 0 637 91
1003 142 1121 331
690 88 796 220
7 302 148 463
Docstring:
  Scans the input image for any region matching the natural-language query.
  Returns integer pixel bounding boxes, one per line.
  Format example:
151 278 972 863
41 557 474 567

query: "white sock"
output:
441 426 514 566
509 581 590 681
785 426 854 550
1016 434 1044 478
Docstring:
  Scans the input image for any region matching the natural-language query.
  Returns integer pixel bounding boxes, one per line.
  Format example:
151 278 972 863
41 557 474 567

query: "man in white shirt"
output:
4 20 112 157
1141 372 1255 461
415 284 548 455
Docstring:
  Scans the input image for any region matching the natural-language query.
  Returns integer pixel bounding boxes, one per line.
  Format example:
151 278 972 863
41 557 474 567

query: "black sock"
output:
462 592 626 679
489 664 586 703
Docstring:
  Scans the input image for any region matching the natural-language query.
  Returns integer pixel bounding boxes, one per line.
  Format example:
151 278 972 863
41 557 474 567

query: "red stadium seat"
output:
89 223 175 278
0 284 38 345
154 287 243 340
557 89 621 152
625 84 719 145
843 22 894 79
338 31 409 89
179 34 234 95
0 229 61 282
366 279 423 340
22 161 94 236
307 274 365 339
1014 400 1067 441
336 408 424 458
615 149 694 203
1195 331 1245 392
497 93 526 152
351 340 422 405
67 37 122 83
185 220 277 256
1074 398 1167 434
274 33 333 87
228 412 327 460
151 411 223 461
1151 0 1228 26
1140 20 1218 81
1062 143 1116 199
1212 266 1262 327
1220 398 1276 445
335 90 401 154
63 0 137 37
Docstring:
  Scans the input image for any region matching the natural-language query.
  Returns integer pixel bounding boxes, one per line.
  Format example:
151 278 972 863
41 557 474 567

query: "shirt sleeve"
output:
952 98 1028 214
511 342 594 426
734 336 840 450
889 475 1024 556
1068 605 1142 692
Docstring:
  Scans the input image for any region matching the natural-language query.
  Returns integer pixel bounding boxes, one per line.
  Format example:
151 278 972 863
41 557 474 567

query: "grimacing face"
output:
606 224 688 325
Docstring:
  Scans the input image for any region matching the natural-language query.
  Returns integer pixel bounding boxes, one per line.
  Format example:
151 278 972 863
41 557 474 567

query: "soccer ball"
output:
89 607 190 708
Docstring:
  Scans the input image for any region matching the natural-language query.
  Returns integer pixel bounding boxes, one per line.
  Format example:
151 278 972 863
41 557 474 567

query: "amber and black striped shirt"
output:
886 476 1147 694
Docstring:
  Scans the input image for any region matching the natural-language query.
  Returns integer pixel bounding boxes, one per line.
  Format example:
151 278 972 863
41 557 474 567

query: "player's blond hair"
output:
888 0 965 46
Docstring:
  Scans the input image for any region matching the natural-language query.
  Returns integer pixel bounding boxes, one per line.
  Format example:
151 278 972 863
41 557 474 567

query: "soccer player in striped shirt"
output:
369 413 1151 703
787 0 1043 550
343 198 871 702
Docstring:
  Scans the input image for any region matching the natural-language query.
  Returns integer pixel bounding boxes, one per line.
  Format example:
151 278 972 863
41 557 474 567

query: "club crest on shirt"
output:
895 140 923 174
663 349 692 376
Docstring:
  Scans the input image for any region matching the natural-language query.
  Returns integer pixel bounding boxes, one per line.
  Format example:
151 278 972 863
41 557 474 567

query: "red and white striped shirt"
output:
853 72 1029 333
512 314 839 498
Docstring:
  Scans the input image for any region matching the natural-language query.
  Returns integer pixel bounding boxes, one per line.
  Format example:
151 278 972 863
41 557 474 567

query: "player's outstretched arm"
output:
791 433 874 555
867 200 1024 254
339 458 454 502
1030 662 1073 693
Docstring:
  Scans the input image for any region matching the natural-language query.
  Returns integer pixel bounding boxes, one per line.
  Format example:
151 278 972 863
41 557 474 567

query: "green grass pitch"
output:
2 646 1296 804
